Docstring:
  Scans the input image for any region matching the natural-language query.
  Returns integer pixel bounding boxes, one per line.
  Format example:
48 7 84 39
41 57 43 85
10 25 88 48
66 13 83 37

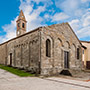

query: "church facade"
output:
0 10 82 75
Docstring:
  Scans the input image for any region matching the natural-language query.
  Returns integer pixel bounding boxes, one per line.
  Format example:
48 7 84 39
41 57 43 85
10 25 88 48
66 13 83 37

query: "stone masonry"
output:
0 11 82 75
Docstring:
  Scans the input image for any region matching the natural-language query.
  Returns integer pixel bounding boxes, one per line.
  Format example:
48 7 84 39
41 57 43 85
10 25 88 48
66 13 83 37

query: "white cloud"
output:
77 11 90 38
55 0 89 17
55 0 80 14
69 19 80 31
1 17 17 43
74 9 83 16
83 16 90 27
31 0 52 4
19 2 33 14
77 26 90 38
81 0 90 3
44 14 50 19
44 14 51 22
52 12 69 22
19 0 47 31
82 11 90 27
25 5 46 30
69 10 90 39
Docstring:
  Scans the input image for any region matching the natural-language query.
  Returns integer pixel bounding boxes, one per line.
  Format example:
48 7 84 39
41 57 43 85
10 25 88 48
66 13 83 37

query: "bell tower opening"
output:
18 23 20 27
16 10 27 36
22 23 25 28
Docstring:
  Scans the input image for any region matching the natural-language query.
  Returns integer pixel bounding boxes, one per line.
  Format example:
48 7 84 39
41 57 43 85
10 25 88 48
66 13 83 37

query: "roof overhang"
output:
82 45 87 49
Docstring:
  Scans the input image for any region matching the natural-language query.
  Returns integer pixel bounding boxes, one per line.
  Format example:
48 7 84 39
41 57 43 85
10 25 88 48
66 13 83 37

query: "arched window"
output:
77 48 79 59
72 44 76 58
64 41 70 49
22 23 25 28
58 38 63 47
46 39 51 57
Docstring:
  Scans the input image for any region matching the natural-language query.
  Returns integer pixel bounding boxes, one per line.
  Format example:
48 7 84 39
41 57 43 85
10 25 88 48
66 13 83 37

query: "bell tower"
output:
16 10 27 36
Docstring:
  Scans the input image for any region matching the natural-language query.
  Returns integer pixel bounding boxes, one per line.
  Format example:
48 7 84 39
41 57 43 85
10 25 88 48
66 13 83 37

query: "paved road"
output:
0 69 90 90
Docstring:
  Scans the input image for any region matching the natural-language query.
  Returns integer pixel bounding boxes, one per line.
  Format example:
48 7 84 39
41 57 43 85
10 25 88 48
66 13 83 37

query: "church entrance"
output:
64 51 69 68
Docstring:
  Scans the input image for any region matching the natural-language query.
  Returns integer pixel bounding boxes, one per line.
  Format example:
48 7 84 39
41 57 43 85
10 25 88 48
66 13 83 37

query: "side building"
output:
0 10 82 75
81 41 90 69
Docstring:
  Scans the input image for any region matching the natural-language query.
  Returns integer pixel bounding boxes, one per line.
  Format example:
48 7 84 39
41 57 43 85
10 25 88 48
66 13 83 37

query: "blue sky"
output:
0 0 90 43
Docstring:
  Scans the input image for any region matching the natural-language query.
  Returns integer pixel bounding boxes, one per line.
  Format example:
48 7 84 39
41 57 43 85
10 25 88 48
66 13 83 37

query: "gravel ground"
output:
0 69 90 90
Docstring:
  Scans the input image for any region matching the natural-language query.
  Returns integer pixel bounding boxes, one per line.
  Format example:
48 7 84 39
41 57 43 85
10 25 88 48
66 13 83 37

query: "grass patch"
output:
0 64 35 77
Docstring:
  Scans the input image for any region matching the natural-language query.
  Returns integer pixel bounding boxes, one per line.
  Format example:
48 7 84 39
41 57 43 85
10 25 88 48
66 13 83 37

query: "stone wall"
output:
40 23 82 75
0 29 41 73
0 43 7 65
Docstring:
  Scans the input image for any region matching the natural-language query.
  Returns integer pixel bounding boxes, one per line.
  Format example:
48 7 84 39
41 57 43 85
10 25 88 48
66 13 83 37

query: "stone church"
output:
0 10 82 75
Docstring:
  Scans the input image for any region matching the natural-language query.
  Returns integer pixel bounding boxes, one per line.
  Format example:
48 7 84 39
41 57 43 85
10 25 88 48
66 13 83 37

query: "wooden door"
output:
86 61 90 69
64 51 69 68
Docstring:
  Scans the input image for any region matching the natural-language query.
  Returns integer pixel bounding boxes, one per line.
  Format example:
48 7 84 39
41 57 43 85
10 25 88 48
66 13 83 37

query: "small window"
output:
46 39 51 57
22 23 25 28
77 48 79 59
82 50 84 54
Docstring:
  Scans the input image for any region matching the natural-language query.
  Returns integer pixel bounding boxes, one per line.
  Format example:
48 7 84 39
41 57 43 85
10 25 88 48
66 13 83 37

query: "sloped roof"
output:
16 10 27 22
66 23 82 46
81 40 90 43
82 45 87 49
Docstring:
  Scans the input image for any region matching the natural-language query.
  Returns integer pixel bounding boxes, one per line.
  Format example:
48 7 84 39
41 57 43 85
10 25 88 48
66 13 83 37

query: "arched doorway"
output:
10 53 12 66
64 41 70 68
